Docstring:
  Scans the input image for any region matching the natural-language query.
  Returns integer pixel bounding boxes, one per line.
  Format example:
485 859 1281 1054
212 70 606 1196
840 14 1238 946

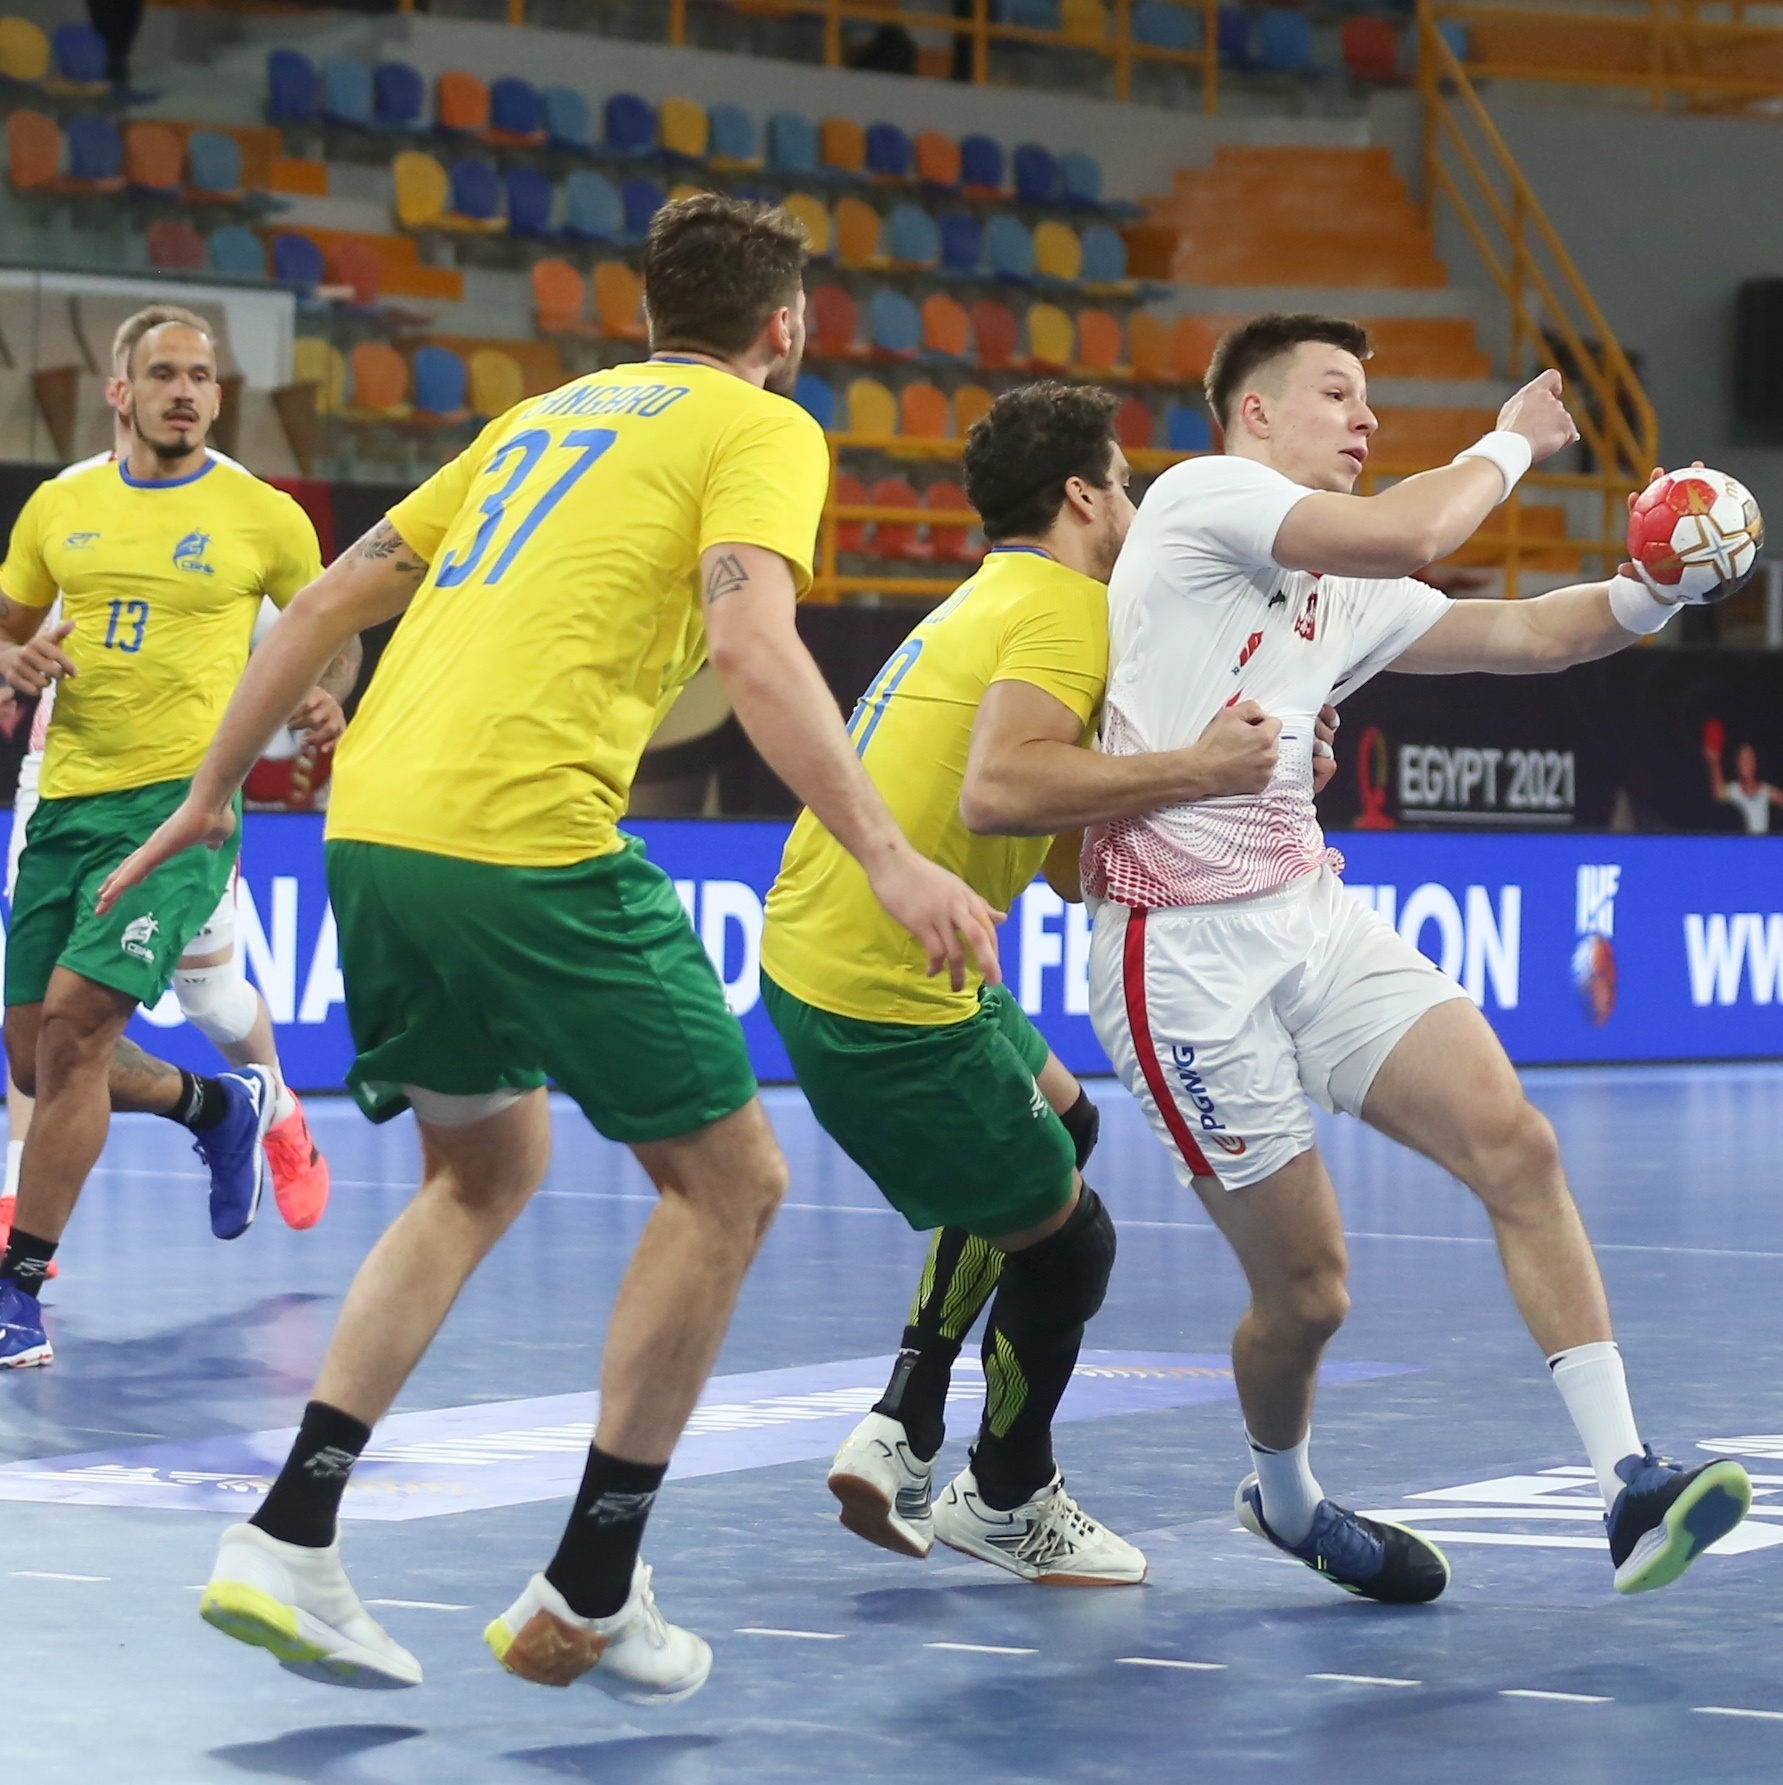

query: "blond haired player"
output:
102 195 1001 1701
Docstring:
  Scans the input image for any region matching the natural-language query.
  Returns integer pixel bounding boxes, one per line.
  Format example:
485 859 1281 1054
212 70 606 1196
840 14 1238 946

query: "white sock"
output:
264 1068 297 1126
1246 1428 1323 1546
3 1138 21 1200
1549 1340 1643 1505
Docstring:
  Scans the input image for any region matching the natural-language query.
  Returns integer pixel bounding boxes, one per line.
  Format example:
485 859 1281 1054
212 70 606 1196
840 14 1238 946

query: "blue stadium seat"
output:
1013 143 1061 206
959 132 1003 191
1059 150 1102 207
984 213 1035 279
1438 19 1468 60
413 345 467 414
865 122 913 180
374 60 425 131
604 92 655 155
1256 8 1314 72
491 76 543 139
270 231 325 287
767 111 818 176
207 225 266 279
793 373 836 430
505 165 554 236
65 115 121 184
939 211 982 273
1165 405 1212 451
320 56 373 128
186 130 242 194
1217 7 1254 68
543 86 592 151
52 23 106 85
563 169 621 240
449 157 503 223
867 289 920 356
266 49 318 124
1132 0 1197 49
884 203 940 267
1078 222 1127 282
707 102 756 162
1005 0 1062 27
620 176 666 238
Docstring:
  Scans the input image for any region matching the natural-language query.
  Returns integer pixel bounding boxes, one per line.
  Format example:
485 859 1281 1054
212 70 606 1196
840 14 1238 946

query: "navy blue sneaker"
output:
1606 1445 1751 1594
196 1067 276 1241
0 1278 52 1368
1236 1473 1449 1604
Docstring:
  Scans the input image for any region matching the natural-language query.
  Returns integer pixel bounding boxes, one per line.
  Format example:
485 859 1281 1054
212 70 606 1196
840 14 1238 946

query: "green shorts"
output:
325 834 757 1144
4 777 240 1010
761 975 1075 1239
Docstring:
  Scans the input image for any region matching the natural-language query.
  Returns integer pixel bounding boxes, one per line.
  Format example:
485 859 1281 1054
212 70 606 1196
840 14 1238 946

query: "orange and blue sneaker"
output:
264 1090 330 1231
0 1198 57 1279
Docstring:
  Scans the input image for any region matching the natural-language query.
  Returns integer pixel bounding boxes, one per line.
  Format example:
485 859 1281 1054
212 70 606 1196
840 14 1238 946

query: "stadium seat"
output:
1014 143 1061 207
413 344 467 416
970 299 1020 369
868 289 920 357
266 48 318 124
984 213 1035 280
792 372 835 430
846 377 897 436
658 95 707 159
468 346 525 417
900 382 949 439
592 261 645 339
1027 303 1074 368
0 15 49 82
374 59 425 130
1059 150 1102 207
836 472 869 552
1217 6 1254 68
915 130 960 189
884 204 940 267
1172 314 1218 379
921 292 971 359
147 219 205 271
543 86 592 151
620 177 665 239
51 22 105 87
186 130 243 197
532 258 585 332
125 123 183 195
393 150 449 229
1079 222 1127 283
505 165 554 237
605 92 655 155
954 382 994 432
810 284 858 357
320 56 374 127
1132 0 1197 49
1256 9 1314 72
1033 220 1082 282
449 157 503 225
939 212 982 273
1129 310 1171 381
782 191 831 257
1439 20 1469 62
707 102 756 164
351 340 409 413
327 237 382 305
1165 404 1213 451
490 76 544 142
768 111 819 176
5 110 60 192
833 196 881 268
291 337 345 411
865 122 913 180
64 114 121 187
563 169 621 241
1340 15 1399 81
871 476 921 558
820 116 866 176
207 225 266 279
271 231 325 287
1077 307 1123 370
437 71 489 135
959 133 1003 193
926 481 975 562
1115 395 1155 449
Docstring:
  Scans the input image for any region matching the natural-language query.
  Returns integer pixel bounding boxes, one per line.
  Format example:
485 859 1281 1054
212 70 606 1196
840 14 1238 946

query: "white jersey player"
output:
1085 313 1751 1602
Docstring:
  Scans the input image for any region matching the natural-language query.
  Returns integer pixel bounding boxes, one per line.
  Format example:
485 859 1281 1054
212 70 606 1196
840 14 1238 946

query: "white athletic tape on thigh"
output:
404 1086 526 1126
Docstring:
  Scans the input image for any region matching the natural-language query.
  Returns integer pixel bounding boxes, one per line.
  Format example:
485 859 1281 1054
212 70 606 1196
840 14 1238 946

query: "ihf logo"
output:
1572 864 1621 1026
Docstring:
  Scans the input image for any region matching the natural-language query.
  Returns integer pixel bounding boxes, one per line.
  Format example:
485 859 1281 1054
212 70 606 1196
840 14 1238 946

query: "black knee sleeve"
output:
1000 1186 1116 1328
1058 1087 1100 1171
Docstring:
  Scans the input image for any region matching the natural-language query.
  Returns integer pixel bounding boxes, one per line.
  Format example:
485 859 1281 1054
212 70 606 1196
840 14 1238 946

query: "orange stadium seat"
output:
871 476 921 559
6 110 60 191
836 472 869 553
970 300 1019 371
810 284 859 358
1077 307 1124 371
350 340 409 414
900 382 950 439
437 70 490 134
926 480 976 562
1172 315 1219 380
592 261 645 340
1027 303 1075 369
125 122 184 194
327 237 383 307
1129 311 1171 383
954 382 994 433
914 129 961 189
1115 395 1155 450
847 377 898 437
820 116 866 175
833 197 881 268
921 293 971 360
532 258 586 333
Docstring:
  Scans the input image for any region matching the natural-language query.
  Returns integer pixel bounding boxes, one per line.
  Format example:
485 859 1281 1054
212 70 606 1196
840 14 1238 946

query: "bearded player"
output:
1085 312 1751 1602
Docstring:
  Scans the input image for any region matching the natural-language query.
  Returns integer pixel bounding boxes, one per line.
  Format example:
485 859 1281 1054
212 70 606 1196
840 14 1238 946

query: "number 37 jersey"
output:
0 456 321 801
329 360 831 869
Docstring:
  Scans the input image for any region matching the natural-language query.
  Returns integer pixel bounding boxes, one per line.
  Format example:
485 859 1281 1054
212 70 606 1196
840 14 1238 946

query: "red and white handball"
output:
1627 466 1765 605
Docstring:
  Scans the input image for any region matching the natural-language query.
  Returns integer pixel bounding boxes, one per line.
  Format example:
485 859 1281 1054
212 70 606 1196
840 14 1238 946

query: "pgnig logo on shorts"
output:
1168 1044 1246 1155
120 913 159 963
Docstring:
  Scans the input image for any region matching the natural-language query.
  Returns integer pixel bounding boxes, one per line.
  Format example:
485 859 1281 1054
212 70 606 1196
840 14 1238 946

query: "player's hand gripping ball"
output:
1627 467 1764 605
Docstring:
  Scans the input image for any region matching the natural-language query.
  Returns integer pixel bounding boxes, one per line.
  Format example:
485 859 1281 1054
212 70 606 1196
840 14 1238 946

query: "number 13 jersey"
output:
330 360 831 868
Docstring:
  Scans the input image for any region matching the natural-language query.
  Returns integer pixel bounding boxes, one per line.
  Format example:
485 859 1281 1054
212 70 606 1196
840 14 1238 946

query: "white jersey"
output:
1721 782 1775 835
1085 454 1451 908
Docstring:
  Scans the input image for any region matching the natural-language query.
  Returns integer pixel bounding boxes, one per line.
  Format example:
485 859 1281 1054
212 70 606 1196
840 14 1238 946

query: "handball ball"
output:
1627 467 1764 605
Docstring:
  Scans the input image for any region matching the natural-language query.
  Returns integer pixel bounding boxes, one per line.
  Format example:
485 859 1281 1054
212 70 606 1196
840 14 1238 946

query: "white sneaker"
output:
828 1412 935 1558
932 1465 1148 1586
199 1522 422 1689
485 1560 711 1703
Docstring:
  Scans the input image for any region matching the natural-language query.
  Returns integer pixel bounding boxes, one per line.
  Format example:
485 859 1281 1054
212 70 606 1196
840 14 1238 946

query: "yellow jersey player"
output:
0 306 354 1372
762 385 1295 1583
102 196 1000 1700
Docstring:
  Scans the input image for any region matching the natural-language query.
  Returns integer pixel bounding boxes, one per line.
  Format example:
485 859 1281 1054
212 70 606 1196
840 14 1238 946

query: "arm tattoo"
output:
318 633 363 702
355 519 429 582
703 553 749 607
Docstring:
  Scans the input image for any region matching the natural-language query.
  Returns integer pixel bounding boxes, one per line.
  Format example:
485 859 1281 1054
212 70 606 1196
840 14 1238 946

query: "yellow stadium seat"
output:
833 197 881 269
1033 221 1082 283
1027 303 1075 369
0 15 50 82
658 96 709 159
668 181 706 204
782 192 831 259
953 383 994 433
392 151 449 230
1062 0 1108 41
846 377 898 438
468 347 526 418
290 337 345 414
593 261 646 341
1129 311 1171 383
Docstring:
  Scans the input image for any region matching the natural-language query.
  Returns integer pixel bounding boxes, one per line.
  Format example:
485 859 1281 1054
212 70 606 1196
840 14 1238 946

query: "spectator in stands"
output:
86 0 144 97
1705 736 1783 835
852 22 918 73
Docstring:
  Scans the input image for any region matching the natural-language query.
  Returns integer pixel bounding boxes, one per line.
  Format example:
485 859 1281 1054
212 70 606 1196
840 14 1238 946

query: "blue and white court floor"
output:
4 1065 1782 1784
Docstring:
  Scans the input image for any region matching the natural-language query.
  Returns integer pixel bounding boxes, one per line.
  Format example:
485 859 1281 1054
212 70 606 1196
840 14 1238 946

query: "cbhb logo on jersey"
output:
120 914 159 963
1572 864 1620 1026
62 532 100 551
173 532 214 575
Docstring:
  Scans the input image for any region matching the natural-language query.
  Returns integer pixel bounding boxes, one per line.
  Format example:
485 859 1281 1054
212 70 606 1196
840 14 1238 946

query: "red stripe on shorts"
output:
1120 907 1217 1181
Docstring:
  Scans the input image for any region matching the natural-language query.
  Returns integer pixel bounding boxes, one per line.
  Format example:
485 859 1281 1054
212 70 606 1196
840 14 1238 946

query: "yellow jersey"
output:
328 359 830 867
0 455 321 799
763 548 1108 1025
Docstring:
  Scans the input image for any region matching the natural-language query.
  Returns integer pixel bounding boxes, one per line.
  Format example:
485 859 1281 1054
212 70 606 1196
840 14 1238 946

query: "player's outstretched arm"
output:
1272 371 1580 578
96 519 430 914
701 542 1003 991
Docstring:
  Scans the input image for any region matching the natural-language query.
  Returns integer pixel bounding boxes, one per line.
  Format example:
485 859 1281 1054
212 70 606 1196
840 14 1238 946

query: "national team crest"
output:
172 532 214 575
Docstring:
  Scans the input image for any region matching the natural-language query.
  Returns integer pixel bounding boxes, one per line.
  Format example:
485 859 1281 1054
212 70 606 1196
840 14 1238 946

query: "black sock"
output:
251 1401 372 1548
545 1445 668 1619
0 1228 57 1296
160 1070 228 1132
873 1227 1005 1462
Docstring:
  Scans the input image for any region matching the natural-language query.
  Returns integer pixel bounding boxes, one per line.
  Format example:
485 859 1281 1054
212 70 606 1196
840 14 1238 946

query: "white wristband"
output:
1453 430 1534 504
1607 571 1678 636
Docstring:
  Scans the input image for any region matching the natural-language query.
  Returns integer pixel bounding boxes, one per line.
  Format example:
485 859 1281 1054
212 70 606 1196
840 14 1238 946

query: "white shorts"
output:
1088 865 1470 1192
5 749 40 903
